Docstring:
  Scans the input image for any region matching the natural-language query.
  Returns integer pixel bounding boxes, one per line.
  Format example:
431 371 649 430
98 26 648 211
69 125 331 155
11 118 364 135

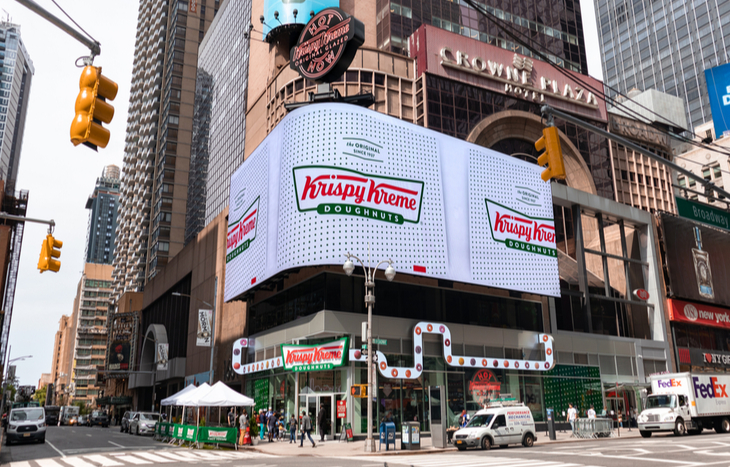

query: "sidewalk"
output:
241 427 642 457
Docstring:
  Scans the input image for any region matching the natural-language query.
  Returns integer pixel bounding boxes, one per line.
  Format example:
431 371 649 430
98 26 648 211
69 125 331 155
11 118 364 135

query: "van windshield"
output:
646 395 676 409
466 414 494 428
11 408 44 421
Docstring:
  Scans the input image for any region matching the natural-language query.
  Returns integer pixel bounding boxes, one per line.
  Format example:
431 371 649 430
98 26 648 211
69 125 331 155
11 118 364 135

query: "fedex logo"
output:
693 376 729 399
657 379 683 388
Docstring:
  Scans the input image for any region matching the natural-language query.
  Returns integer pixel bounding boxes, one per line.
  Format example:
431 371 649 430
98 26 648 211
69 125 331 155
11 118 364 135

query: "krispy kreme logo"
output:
293 166 424 224
281 338 349 372
226 196 259 263
486 199 557 257
290 8 364 83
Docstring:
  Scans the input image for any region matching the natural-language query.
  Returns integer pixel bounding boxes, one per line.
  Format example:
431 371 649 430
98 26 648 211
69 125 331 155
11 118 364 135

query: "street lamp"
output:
171 291 216 384
343 249 395 453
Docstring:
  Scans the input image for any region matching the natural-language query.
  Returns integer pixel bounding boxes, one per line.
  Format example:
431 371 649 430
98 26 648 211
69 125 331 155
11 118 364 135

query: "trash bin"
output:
401 422 420 450
379 422 396 451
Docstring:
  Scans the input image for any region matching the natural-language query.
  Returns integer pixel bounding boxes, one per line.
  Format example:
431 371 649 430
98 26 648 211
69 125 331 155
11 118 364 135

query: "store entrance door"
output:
305 394 334 439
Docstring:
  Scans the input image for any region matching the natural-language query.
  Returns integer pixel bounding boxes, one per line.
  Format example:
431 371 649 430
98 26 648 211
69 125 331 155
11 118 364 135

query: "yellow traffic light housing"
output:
535 126 566 182
38 234 63 273
350 384 368 398
70 66 118 150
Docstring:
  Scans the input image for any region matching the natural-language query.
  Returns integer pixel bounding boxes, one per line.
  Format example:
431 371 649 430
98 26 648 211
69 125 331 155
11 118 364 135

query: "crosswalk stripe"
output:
83 455 123 467
9 462 31 467
60 457 97 467
151 452 195 462
152 451 201 461
107 455 149 465
181 451 225 460
36 459 64 467
128 453 173 463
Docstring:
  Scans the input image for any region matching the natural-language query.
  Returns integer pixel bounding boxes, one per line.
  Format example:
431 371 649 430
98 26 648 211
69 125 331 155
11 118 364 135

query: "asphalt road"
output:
5 425 730 467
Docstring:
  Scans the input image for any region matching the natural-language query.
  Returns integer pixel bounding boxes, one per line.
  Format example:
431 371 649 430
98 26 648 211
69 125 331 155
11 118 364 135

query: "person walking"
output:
567 403 578 437
289 413 298 443
238 409 248 445
459 409 469 428
317 403 328 442
258 409 266 440
299 410 316 448
267 410 276 442
227 408 236 427
587 405 596 419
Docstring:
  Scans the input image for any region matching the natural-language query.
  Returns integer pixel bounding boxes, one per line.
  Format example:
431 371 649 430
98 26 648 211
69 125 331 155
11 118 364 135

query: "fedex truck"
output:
638 372 730 437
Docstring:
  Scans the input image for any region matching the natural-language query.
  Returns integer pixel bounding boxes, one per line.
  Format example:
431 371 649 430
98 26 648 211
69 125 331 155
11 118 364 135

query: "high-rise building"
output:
112 0 219 303
85 165 120 264
50 315 73 406
70 264 113 406
0 22 33 193
595 0 730 131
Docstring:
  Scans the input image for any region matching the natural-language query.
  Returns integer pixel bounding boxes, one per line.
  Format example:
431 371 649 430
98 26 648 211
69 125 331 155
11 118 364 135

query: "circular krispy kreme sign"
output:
683 304 699 321
290 7 364 83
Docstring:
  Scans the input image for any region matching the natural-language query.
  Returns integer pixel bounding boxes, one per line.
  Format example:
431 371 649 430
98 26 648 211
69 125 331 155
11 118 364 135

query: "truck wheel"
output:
522 433 535 447
640 431 652 438
716 418 730 434
674 419 686 436
481 437 491 450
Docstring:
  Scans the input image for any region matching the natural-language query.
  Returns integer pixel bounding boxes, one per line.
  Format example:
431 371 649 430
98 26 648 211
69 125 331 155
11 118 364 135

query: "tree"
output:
33 386 47 406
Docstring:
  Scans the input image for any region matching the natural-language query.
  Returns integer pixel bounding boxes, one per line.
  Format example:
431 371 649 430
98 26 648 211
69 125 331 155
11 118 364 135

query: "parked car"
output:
129 412 160 436
5 407 46 445
89 410 109 428
453 402 537 451
77 415 88 426
120 411 136 433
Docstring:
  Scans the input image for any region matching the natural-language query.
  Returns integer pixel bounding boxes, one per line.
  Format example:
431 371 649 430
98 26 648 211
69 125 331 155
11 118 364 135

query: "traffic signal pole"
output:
14 0 100 59
541 105 730 201
0 212 55 231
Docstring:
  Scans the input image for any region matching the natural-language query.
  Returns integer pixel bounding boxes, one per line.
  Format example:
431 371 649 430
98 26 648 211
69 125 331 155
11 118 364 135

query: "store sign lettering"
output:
293 166 424 224
440 47 598 109
226 197 259 263
281 337 349 372
486 199 557 257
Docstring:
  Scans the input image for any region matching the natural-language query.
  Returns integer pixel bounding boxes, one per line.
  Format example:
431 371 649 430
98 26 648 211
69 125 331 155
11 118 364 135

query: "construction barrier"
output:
574 418 615 438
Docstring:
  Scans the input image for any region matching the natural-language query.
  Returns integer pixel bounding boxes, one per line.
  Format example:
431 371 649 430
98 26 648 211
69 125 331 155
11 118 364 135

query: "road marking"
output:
107 455 150 465
151 451 195 462
46 440 66 458
60 457 97 467
131 452 174 463
108 441 125 448
9 462 31 467
541 450 703 465
83 455 124 466
36 459 64 467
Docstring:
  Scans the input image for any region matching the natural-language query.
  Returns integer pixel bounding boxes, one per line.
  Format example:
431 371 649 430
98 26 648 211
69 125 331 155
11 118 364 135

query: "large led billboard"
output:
704 62 730 138
225 103 560 302
262 0 339 37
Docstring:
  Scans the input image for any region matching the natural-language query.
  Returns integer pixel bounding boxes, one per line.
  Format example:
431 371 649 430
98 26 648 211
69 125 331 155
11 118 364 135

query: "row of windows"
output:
85 280 112 289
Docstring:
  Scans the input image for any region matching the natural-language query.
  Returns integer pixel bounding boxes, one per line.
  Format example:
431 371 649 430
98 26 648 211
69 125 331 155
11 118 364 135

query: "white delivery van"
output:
638 372 730 437
453 402 537 450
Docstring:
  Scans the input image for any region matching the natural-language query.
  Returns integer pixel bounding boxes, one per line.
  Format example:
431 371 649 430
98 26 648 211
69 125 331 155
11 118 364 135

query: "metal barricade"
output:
574 418 616 438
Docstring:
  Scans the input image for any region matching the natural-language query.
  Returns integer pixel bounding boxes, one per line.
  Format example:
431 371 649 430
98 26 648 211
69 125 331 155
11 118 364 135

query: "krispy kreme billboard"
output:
224 103 559 302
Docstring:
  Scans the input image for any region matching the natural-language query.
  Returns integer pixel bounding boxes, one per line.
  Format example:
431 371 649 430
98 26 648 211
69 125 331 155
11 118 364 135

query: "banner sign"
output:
676 197 730 233
667 298 730 330
198 426 237 444
224 103 559 303
156 343 169 371
281 338 349 372
108 341 130 371
196 309 213 347
337 400 346 419
704 62 730 138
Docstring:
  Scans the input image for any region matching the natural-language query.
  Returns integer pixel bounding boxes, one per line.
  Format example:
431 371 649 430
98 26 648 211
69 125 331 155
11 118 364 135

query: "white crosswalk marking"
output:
127 453 173 464
106 455 149 465
341 455 597 467
8 462 31 467
59 457 97 467
82 455 123 467
36 460 64 467
150 451 195 462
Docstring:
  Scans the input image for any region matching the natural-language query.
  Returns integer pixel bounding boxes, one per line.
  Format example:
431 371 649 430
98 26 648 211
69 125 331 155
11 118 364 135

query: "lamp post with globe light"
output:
343 249 395 452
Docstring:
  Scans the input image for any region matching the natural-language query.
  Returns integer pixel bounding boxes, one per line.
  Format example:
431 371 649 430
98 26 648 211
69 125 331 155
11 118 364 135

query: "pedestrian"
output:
267 409 276 442
299 409 316 448
227 407 236 427
459 409 469 428
238 409 248 445
317 403 328 442
289 413 298 443
258 409 266 440
587 405 596 419
567 403 578 437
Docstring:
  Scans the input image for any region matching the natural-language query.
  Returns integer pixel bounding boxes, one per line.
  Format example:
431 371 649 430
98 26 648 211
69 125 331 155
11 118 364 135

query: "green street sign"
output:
676 197 730 232
361 344 368 349
373 339 387 345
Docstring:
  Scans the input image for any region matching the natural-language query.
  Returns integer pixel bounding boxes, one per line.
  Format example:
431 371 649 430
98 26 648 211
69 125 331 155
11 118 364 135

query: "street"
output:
6 426 730 467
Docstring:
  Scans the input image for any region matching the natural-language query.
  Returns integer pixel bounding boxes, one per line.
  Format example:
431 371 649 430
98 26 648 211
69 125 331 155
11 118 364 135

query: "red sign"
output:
634 289 650 301
290 7 365 83
667 298 730 330
468 369 501 395
189 0 197 13
337 400 346 419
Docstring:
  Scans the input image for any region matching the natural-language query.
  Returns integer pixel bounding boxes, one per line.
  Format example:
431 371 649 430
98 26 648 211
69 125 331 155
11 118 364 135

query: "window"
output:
713 165 722 179
703 168 712 180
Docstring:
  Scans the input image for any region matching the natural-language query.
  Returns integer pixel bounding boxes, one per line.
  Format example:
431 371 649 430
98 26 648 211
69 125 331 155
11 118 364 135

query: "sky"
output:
3 0 604 387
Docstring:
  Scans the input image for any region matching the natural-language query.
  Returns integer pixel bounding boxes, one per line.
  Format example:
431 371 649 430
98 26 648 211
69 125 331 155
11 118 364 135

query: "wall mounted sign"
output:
675 197 730 233
667 298 730 330
634 289 650 301
156 343 169 371
196 309 213 347
704 62 730 138
290 7 364 83
224 104 559 304
281 337 349 372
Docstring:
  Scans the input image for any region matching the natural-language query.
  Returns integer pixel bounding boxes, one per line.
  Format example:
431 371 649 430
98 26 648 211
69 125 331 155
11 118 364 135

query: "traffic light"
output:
535 126 566 182
70 66 118 150
37 234 63 273
350 384 368 398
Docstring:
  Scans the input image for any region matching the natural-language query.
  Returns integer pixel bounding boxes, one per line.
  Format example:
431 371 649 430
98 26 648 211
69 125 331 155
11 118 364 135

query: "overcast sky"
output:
3 0 603 387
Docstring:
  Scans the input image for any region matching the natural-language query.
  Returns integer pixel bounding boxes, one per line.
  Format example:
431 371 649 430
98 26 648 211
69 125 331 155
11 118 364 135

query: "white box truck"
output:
638 372 730 437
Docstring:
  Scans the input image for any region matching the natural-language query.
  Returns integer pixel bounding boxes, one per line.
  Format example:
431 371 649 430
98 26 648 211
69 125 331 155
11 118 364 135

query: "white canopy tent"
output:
174 383 212 407
160 383 197 406
196 381 255 407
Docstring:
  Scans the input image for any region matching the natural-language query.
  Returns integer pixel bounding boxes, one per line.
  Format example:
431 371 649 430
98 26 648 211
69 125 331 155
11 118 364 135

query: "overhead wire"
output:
51 0 98 44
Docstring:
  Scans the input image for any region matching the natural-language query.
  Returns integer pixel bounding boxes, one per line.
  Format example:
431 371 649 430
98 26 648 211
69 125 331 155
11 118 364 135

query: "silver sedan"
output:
128 412 160 435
